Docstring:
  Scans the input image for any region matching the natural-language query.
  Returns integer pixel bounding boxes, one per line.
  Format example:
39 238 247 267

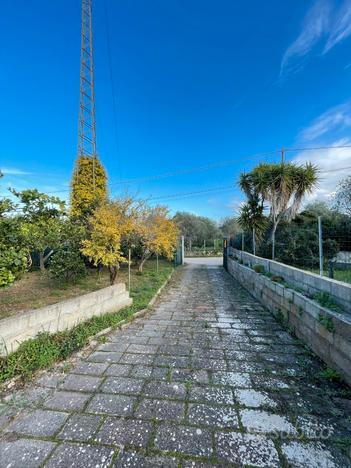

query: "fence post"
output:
128 248 131 292
181 235 185 265
242 232 245 251
318 216 323 277
223 238 228 270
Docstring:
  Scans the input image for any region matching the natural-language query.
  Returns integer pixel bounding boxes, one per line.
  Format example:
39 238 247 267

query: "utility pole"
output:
281 147 285 163
77 0 97 188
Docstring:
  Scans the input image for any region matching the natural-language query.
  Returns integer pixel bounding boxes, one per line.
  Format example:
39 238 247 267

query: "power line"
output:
1 143 351 198
147 185 234 201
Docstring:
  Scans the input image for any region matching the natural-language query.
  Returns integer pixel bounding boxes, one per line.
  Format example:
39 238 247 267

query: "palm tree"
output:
246 162 319 260
237 173 268 253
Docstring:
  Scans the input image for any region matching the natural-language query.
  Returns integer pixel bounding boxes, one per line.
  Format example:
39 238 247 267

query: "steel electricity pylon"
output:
77 0 97 182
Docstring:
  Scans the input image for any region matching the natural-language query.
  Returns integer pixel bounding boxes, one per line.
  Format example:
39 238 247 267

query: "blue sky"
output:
1 0 351 220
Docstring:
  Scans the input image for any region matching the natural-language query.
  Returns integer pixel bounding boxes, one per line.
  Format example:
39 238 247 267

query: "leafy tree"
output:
138 206 178 272
0 244 27 287
239 162 318 259
220 217 241 238
333 176 351 216
10 189 65 271
49 249 87 284
173 212 220 250
70 155 107 219
81 199 136 285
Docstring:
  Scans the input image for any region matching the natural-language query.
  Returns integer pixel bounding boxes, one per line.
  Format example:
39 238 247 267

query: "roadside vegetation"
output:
0 259 173 385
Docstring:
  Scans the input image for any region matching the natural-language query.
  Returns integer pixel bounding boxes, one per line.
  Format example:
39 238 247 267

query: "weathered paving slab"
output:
1 261 351 467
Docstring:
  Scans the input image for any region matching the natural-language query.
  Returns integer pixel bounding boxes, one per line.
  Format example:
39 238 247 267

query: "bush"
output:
0 245 27 287
49 249 87 283
253 264 264 273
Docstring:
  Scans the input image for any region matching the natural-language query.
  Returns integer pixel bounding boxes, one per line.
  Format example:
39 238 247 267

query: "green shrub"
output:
253 264 264 273
0 245 27 287
49 249 87 283
317 367 341 382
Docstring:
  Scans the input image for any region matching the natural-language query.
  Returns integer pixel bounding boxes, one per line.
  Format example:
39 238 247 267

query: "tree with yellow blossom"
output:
81 198 136 284
137 206 178 273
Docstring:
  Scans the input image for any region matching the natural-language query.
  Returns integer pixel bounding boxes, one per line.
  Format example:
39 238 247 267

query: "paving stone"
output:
113 451 178 467
189 385 234 405
129 365 153 378
240 409 297 435
144 381 186 400
87 394 136 416
172 368 209 384
104 363 132 376
87 351 123 363
0 438 56 468
212 371 252 387
281 441 343 468
96 342 129 353
60 374 103 392
5 409 68 437
127 344 159 354
37 373 65 388
100 376 144 395
46 443 115 468
58 414 102 441
73 361 109 376
154 355 190 368
234 389 278 409
216 431 280 466
155 423 213 457
135 398 184 422
188 403 239 428
95 417 153 447
43 391 91 411
119 353 155 365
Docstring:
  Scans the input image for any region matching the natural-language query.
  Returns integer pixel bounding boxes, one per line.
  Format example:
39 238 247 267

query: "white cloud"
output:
280 0 351 77
299 100 351 141
324 0 351 52
292 138 351 204
1 167 31 175
280 0 331 76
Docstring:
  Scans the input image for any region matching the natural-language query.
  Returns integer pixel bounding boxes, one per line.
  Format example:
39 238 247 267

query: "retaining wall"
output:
0 283 132 356
230 248 351 313
226 255 351 386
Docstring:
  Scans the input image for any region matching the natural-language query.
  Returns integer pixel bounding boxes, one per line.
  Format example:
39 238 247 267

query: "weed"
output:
314 292 343 313
253 264 265 274
317 313 335 333
271 275 284 283
317 367 341 382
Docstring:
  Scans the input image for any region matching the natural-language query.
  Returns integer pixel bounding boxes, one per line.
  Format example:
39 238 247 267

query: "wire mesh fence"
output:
230 214 351 284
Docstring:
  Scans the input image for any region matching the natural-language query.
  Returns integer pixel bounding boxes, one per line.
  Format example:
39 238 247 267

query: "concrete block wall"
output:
230 248 351 313
227 257 351 386
0 283 132 356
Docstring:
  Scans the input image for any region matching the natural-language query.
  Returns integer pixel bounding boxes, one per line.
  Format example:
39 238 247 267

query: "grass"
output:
308 268 351 284
0 259 173 385
0 260 168 320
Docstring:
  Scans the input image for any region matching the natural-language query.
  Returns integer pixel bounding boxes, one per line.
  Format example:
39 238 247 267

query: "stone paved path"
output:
1 263 351 467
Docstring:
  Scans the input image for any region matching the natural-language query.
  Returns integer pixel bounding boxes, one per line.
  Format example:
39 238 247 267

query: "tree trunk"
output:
109 265 118 285
138 254 150 273
271 223 277 260
39 252 45 272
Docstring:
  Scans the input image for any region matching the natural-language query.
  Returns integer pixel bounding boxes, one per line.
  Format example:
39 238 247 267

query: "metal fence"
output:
230 216 351 284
